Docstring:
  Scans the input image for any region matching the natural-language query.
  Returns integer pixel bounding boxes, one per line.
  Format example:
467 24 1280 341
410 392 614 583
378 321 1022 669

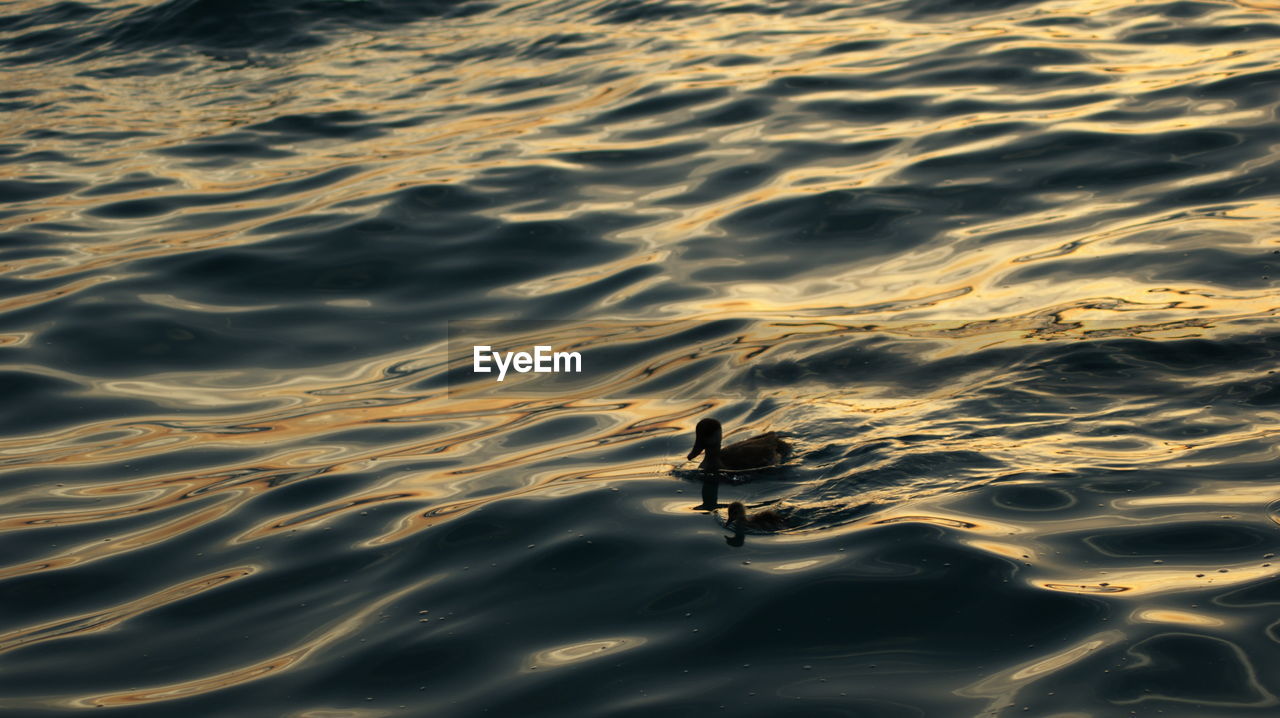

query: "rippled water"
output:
4 0 1280 715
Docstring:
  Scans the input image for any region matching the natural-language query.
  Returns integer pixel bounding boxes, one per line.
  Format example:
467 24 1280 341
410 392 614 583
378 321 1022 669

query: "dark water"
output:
4 0 1280 715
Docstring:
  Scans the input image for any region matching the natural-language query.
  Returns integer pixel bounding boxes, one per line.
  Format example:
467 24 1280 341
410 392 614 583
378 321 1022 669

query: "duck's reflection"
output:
694 477 722 511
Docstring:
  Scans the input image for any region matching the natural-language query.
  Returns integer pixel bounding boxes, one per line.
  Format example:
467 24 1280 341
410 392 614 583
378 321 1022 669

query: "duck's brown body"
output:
688 418 789 472
717 432 788 470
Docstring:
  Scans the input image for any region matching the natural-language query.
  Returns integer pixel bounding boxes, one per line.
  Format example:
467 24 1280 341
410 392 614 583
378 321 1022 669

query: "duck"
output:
687 417 789 472
727 501 788 532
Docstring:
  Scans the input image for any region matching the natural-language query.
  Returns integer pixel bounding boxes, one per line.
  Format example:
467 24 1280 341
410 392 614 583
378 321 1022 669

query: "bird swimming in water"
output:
687 417 789 472
727 501 787 532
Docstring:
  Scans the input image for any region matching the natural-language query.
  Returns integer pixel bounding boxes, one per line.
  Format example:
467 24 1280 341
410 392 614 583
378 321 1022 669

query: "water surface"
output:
3 0 1280 715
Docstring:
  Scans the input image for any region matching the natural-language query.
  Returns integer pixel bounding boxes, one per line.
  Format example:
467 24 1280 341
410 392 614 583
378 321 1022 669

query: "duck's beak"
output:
687 437 705 460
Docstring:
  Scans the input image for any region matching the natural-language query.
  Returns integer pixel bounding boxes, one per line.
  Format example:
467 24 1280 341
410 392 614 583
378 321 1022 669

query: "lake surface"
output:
3 0 1280 715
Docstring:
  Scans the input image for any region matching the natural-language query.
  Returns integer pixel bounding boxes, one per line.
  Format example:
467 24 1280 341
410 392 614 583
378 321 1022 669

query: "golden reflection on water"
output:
751 555 845 574
1 303 1272 561
527 636 644 670
4 0 1277 322
1133 609 1225 628
71 576 440 709
0 566 259 656
957 631 1125 713
1038 564 1279 598
0 499 239 581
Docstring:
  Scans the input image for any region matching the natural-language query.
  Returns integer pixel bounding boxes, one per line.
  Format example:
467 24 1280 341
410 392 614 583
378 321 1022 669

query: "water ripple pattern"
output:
3 0 1280 715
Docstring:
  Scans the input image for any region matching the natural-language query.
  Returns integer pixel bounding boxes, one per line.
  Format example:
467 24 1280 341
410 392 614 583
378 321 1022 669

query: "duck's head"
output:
688 418 723 470
727 501 747 527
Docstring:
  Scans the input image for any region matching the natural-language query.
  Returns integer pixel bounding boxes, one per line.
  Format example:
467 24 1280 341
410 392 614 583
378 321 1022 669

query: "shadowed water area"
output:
3 0 1280 715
